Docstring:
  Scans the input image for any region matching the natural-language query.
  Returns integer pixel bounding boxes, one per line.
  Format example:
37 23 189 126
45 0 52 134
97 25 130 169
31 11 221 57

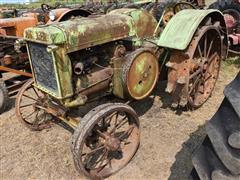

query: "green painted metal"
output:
24 8 158 100
24 25 66 44
157 9 223 50
24 8 158 53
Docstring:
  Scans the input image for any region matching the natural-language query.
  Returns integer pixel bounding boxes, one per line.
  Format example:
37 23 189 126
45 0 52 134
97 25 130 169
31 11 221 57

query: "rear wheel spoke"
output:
207 40 214 58
198 45 203 59
204 35 207 57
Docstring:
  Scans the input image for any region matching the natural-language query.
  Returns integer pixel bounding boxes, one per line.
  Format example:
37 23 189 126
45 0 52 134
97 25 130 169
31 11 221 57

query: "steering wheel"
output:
173 2 196 14
41 3 54 12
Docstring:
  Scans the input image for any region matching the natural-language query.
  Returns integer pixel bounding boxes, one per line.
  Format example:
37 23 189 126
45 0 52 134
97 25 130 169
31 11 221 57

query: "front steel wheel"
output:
71 103 140 179
15 79 51 130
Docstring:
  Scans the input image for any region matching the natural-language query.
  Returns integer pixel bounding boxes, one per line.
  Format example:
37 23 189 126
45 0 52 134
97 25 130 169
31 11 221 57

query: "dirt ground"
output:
0 61 239 180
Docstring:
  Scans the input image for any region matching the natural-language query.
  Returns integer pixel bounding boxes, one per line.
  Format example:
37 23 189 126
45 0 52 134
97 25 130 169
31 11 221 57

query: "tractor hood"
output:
24 8 158 53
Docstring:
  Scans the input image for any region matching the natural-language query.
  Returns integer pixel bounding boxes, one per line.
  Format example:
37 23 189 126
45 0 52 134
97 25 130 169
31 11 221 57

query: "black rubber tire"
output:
209 0 240 13
0 79 9 114
190 74 240 179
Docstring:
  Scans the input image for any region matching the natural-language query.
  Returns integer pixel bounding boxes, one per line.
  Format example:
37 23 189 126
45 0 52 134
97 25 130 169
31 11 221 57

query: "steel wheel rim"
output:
78 106 139 179
188 27 222 108
16 79 50 130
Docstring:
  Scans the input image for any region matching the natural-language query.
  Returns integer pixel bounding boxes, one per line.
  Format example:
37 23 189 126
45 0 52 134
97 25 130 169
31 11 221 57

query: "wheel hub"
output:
104 133 121 151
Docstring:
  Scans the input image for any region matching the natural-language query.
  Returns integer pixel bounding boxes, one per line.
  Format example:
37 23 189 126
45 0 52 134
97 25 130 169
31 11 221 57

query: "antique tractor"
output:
0 1 153 114
0 9 17 18
0 5 91 113
16 6 228 179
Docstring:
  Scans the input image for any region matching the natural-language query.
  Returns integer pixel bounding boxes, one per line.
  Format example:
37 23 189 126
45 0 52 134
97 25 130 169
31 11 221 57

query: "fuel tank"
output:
24 8 158 53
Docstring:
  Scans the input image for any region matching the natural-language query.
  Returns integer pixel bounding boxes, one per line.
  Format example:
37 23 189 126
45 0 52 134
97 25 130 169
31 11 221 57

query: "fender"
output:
57 9 91 22
158 9 228 53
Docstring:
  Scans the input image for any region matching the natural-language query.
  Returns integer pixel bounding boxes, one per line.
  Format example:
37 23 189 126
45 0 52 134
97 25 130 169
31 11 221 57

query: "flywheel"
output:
122 49 159 100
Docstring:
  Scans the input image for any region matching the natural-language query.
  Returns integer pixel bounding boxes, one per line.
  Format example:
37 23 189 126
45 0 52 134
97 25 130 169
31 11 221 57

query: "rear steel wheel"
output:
187 26 222 108
166 22 223 108
71 103 140 179
16 79 51 130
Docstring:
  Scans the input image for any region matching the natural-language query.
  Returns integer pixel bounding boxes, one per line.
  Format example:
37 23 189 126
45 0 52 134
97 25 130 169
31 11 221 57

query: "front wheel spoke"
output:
121 138 131 145
23 110 37 119
32 86 40 98
20 103 34 108
97 150 109 169
113 113 119 127
116 116 128 130
105 112 117 126
118 126 134 140
91 149 107 169
22 94 37 101
82 145 105 157
109 113 120 134
96 130 106 139
32 111 40 125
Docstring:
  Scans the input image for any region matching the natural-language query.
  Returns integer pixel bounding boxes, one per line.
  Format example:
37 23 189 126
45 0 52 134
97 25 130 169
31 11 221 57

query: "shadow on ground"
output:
5 97 16 113
169 125 206 180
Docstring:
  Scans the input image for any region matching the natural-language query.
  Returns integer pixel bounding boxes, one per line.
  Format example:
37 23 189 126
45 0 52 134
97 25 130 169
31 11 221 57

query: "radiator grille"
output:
28 42 59 96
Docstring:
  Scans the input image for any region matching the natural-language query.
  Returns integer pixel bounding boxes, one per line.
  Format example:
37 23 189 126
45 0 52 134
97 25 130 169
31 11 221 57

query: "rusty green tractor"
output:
16 6 228 179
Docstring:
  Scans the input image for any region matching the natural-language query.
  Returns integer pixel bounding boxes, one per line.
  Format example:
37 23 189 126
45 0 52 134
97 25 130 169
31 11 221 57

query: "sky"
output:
0 0 31 4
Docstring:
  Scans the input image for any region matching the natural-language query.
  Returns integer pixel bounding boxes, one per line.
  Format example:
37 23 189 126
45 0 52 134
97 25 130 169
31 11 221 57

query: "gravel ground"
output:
0 61 239 180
